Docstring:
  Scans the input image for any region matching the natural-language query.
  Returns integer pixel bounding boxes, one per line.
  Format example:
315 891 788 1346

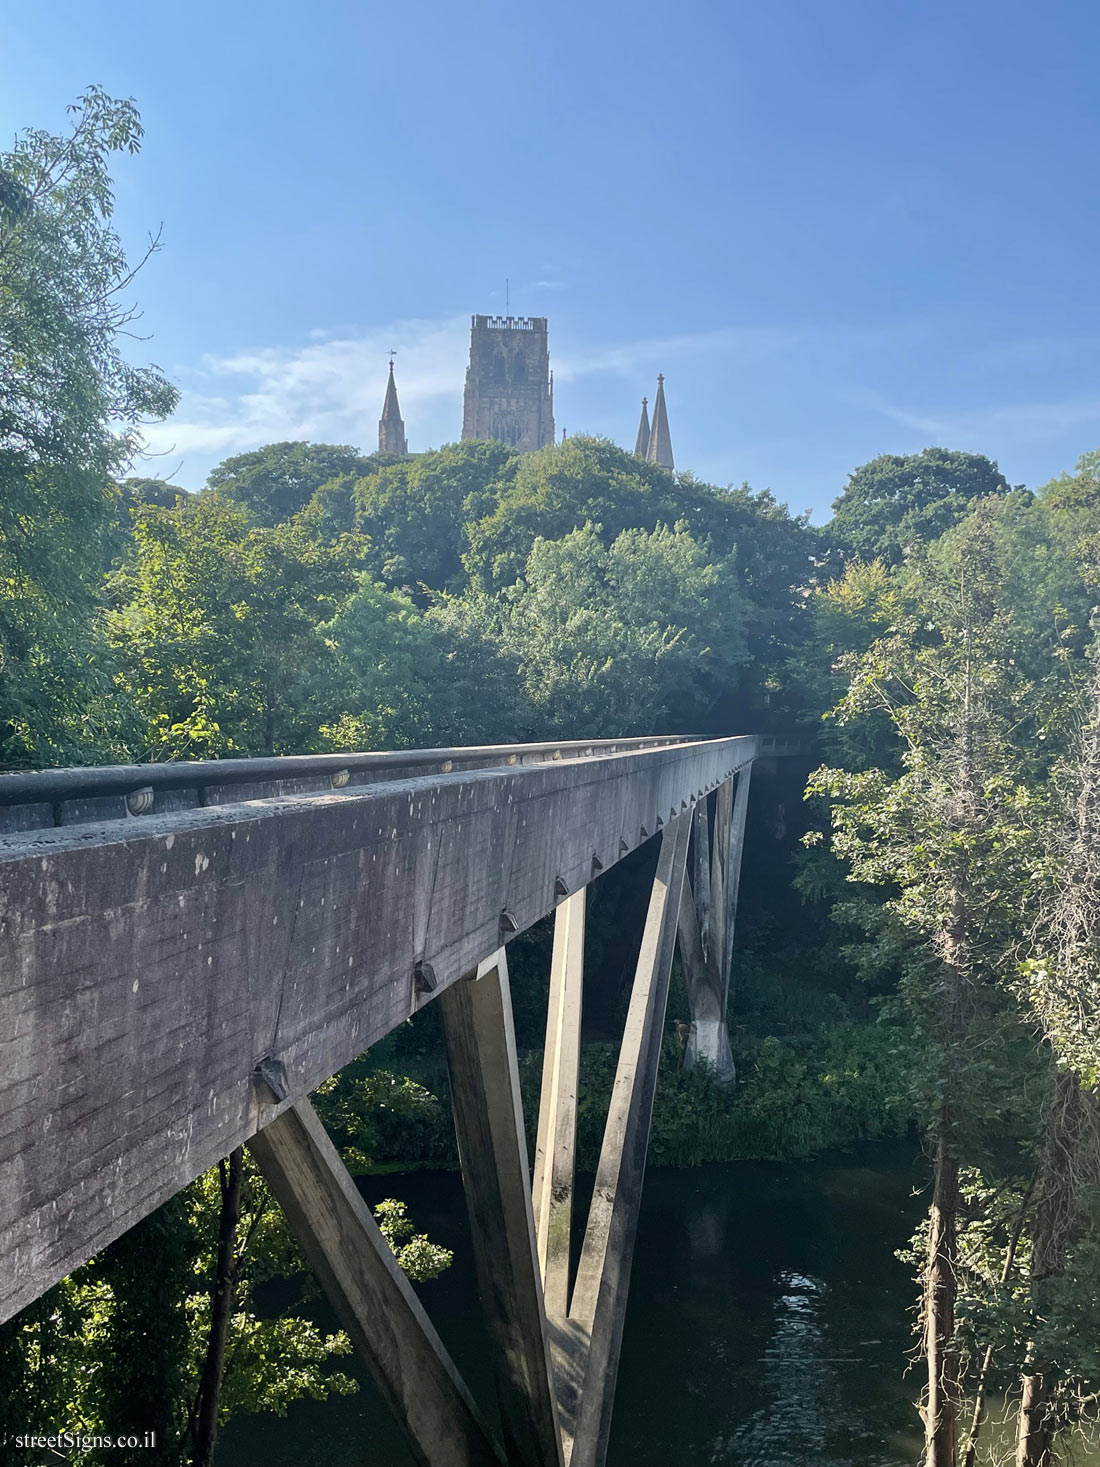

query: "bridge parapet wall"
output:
0 736 701 835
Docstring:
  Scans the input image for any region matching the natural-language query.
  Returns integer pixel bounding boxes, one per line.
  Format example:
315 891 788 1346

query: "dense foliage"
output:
0 88 176 767
805 479 1100 1465
206 442 374 526
828 447 1016 566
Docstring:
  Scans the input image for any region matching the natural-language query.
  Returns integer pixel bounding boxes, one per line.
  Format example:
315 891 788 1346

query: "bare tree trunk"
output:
1016 1367 1057 1467
1011 634 1100 1467
924 1119 961 1467
961 1176 1034 1467
919 634 980 1467
191 1147 244 1467
1015 1071 1089 1467
924 857 970 1467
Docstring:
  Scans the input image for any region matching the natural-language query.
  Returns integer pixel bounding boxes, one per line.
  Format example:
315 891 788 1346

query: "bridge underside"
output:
0 734 765 1466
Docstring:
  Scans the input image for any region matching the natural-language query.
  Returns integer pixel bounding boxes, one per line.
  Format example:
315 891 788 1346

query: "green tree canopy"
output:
828 447 1016 565
458 435 816 597
352 438 517 595
119 475 186 510
458 436 812 704
0 87 178 766
807 497 1100 1464
317 578 448 751
1042 445 1100 515
462 436 694 589
206 441 373 525
109 495 363 757
109 476 186 557
1038 445 1100 582
436 521 749 738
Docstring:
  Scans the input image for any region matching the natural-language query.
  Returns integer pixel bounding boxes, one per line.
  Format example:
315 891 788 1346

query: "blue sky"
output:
5 0 1100 520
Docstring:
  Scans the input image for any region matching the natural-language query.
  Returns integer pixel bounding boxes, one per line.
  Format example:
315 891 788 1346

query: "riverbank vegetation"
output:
3 91 1100 1466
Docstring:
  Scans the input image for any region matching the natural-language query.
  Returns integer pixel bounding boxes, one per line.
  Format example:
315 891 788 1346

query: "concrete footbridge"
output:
0 733 791 1467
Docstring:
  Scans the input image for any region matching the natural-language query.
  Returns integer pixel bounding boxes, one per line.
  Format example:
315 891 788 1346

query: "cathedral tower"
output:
378 359 408 456
461 315 555 451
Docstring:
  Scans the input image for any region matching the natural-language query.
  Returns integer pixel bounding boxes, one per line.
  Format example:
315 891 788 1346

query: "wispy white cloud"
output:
554 324 803 381
849 387 1100 448
968 333 1100 373
143 315 472 483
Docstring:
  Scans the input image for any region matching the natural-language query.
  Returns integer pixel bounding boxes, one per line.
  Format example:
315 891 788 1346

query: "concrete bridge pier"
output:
679 765 752 1082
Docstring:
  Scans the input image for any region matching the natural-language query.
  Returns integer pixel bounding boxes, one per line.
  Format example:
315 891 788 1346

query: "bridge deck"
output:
0 734 757 1324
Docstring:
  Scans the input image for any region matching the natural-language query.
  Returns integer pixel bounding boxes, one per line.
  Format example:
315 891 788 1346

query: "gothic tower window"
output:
491 410 523 445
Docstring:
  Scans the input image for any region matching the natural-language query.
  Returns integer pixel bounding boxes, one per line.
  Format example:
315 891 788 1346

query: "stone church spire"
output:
634 396 651 458
378 359 408 457
645 374 674 470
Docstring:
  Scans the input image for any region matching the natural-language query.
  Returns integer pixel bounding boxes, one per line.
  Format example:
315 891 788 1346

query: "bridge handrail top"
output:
0 734 765 808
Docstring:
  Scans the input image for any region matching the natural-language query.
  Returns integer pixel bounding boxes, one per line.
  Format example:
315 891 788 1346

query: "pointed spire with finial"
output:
378 355 409 457
634 396 651 458
645 374 673 469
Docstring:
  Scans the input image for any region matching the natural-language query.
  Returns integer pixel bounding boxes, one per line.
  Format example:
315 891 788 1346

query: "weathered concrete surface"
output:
0 737 698 834
249 1100 503 1467
441 952 564 1467
682 766 752 1081
563 816 692 1467
532 889 585 1323
0 736 754 1324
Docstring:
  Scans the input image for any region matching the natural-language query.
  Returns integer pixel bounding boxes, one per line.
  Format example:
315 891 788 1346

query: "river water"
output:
219 1141 941 1466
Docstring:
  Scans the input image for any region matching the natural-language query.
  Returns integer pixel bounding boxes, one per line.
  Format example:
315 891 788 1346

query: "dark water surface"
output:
217 1143 928 1466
